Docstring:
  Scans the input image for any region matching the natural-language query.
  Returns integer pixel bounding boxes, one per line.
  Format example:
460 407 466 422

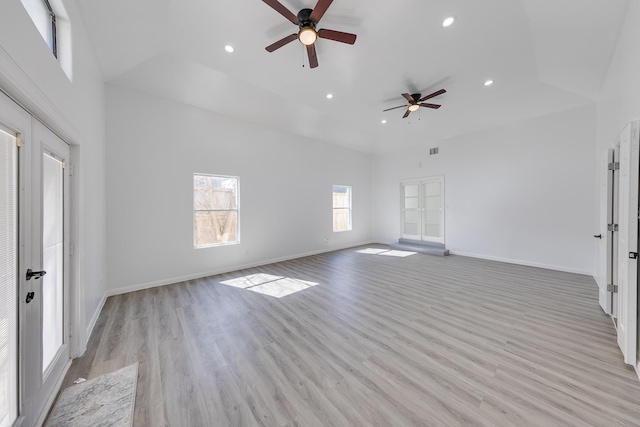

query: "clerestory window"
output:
21 0 57 57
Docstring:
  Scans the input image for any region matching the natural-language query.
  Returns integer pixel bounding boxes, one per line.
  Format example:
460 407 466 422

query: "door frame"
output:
0 51 86 360
0 90 81 426
603 145 621 317
400 176 445 244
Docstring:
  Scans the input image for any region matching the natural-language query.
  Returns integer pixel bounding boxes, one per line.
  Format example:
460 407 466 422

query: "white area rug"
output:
45 363 138 427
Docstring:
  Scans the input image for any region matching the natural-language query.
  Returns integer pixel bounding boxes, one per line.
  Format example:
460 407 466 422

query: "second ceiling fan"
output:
263 0 357 68
383 89 447 119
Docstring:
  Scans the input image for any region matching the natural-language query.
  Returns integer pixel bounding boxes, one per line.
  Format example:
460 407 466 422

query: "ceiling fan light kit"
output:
262 0 357 68
298 27 318 45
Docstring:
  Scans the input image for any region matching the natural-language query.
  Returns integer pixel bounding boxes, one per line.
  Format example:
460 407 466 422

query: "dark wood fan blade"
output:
310 0 334 23
402 93 415 103
262 0 299 24
419 89 446 102
265 34 298 52
382 105 408 112
317 29 357 45
402 109 411 119
307 44 319 68
419 103 441 109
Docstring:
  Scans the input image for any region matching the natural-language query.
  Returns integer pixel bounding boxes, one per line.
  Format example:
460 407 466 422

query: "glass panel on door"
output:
42 153 64 375
423 181 443 240
402 184 420 239
0 128 18 427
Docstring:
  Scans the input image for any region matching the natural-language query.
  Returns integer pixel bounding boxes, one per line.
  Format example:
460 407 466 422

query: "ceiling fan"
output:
383 89 447 118
262 0 357 68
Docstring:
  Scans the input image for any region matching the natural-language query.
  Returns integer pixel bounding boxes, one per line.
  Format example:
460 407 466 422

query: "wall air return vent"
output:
429 147 439 155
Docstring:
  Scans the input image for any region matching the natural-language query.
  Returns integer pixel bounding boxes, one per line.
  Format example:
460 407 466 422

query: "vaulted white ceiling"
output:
77 0 629 153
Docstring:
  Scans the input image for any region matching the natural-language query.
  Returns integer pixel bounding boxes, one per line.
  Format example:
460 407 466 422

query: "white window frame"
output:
20 0 57 57
333 185 352 232
193 173 240 248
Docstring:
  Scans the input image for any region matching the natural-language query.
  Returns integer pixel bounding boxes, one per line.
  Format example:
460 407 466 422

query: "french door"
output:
401 176 445 244
0 91 70 426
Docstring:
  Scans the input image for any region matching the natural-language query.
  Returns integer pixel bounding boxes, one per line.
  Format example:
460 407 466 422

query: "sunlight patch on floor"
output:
355 248 389 254
220 274 318 298
220 273 283 289
355 248 417 257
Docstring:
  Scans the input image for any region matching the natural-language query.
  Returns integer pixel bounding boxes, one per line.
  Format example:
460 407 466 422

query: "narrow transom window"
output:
194 174 239 247
333 185 352 232
21 0 57 57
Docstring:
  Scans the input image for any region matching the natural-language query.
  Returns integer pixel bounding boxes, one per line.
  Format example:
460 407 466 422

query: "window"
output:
193 174 239 247
21 0 57 57
333 185 351 232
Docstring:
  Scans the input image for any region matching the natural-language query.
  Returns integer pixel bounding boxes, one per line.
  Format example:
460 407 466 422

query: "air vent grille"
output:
429 147 439 155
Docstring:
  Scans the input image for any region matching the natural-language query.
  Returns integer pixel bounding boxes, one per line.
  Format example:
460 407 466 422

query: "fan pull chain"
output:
302 46 305 68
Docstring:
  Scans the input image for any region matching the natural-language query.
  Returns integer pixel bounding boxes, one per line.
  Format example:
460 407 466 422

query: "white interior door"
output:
26 120 71 424
616 121 639 366
0 98 28 427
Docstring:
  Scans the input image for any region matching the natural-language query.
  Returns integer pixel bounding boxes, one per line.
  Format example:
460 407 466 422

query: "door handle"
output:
593 234 602 239
26 269 46 281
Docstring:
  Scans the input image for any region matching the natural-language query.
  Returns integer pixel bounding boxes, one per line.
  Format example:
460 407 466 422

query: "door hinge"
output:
25 292 35 304
61 160 66 169
69 163 74 176
16 133 23 147
608 162 620 170
630 252 639 260
70 242 74 256
607 284 619 293
608 224 619 232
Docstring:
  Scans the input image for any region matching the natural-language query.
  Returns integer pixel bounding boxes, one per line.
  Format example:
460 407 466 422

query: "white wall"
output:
373 105 597 274
105 86 373 293
595 2 640 292
0 0 107 349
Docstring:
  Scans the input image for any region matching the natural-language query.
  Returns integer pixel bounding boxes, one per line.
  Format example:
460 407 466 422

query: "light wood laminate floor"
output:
62 246 640 426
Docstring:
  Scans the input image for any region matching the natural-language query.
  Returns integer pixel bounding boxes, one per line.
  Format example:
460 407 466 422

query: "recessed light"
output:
224 45 234 53
326 93 333 99
442 16 455 27
484 80 494 86
381 120 387 124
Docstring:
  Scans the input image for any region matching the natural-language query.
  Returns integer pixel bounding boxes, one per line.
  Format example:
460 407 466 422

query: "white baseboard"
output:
85 292 107 344
107 241 375 297
448 250 594 276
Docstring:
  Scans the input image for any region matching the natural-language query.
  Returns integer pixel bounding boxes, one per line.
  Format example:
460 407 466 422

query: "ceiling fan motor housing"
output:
297 8 316 29
411 94 421 103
